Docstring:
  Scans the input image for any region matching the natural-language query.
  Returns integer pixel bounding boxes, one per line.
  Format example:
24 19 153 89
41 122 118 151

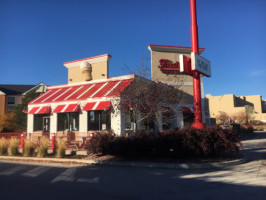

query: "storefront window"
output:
125 111 134 130
34 114 50 132
162 110 175 130
88 110 110 131
140 112 155 130
57 113 79 131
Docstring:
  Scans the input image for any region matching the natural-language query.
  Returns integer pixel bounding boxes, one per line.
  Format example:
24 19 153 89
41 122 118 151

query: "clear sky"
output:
0 0 265 98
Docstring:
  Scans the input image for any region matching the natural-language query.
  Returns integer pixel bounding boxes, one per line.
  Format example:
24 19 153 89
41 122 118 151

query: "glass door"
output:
43 117 50 132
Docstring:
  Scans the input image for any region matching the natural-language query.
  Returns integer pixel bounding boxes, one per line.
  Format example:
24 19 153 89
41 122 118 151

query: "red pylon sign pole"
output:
190 0 205 129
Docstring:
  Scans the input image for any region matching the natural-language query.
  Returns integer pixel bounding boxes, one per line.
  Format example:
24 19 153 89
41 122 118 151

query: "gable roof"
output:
0 84 36 95
29 75 135 105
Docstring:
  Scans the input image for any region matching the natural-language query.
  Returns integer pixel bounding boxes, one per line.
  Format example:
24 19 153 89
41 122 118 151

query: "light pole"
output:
190 0 205 129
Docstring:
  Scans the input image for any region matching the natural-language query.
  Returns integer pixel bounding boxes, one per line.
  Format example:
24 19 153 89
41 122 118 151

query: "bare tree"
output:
115 58 184 134
216 112 230 125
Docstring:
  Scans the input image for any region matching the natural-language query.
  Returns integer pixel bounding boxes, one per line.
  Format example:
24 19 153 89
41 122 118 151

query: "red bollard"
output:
51 133 55 151
20 133 24 149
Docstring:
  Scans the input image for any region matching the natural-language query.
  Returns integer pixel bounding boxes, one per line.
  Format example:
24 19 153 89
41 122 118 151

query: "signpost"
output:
155 0 211 129
190 0 209 129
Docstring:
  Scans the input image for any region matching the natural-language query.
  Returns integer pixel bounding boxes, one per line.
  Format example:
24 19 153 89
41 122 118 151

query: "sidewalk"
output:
0 154 245 170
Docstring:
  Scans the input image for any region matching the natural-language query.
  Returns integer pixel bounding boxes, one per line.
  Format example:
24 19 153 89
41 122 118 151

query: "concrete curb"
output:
0 156 246 169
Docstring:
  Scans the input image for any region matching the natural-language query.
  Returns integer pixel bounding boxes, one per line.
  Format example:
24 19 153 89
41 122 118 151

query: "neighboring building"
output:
206 94 266 123
0 83 47 115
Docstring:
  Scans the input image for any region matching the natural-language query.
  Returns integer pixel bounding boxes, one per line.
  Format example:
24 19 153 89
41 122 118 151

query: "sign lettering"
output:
158 59 181 74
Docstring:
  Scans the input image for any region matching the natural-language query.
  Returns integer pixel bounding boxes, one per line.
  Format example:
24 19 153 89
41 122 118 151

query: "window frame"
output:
87 110 111 131
57 112 79 132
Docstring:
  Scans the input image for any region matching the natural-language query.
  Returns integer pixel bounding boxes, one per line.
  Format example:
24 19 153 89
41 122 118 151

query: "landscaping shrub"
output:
56 138 66 158
24 138 35 157
8 137 19 156
87 127 241 159
87 132 115 154
0 137 8 155
38 136 49 157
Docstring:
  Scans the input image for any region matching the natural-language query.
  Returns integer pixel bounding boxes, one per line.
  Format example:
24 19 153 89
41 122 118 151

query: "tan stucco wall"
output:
150 51 194 105
206 94 266 122
150 50 206 106
68 61 109 84
245 95 262 113
151 51 193 83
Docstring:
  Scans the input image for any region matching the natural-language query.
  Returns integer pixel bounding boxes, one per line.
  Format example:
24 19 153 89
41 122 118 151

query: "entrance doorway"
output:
43 117 50 132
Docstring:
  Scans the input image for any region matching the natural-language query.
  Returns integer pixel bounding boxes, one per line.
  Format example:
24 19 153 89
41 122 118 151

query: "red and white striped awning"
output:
29 77 133 105
53 105 66 113
28 107 40 114
83 101 111 111
28 106 51 114
64 104 79 112
53 104 79 113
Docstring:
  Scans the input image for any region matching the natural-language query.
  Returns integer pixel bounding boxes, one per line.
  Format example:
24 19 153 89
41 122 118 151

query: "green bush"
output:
0 137 8 155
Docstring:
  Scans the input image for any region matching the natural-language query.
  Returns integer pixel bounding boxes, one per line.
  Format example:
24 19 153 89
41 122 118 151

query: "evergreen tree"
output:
14 90 40 131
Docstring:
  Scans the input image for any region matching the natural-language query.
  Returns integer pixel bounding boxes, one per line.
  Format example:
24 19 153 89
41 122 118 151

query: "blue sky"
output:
0 0 265 98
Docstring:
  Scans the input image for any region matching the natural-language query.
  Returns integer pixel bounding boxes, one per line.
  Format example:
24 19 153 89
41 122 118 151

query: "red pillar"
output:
52 133 55 151
20 133 24 149
190 0 205 129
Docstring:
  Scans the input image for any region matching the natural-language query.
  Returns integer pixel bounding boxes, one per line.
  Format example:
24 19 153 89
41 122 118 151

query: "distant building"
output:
0 83 48 115
206 94 266 123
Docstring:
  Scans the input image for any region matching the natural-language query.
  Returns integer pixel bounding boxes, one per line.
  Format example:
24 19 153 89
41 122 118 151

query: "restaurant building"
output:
27 45 210 138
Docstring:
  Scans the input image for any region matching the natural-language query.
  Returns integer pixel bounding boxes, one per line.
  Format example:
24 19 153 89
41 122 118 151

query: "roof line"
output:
148 44 205 50
64 54 112 64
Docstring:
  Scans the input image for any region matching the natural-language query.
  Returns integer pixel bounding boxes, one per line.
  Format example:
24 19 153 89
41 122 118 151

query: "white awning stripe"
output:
31 90 52 104
41 88 62 103
64 85 84 100
90 82 109 98
52 87 72 102
104 80 122 96
77 84 95 99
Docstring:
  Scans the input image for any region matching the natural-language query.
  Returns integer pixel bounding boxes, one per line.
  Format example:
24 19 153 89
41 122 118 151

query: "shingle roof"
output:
0 84 36 95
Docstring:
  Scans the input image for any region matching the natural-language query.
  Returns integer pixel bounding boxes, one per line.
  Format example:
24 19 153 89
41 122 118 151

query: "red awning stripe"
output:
95 101 111 110
53 105 66 113
83 102 97 111
52 87 72 102
28 107 40 114
103 80 122 97
37 106 51 114
64 85 84 100
90 82 109 98
64 104 79 112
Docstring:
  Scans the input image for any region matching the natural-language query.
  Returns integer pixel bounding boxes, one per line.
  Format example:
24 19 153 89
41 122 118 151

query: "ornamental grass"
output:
0 137 8 155
24 138 35 157
56 138 66 158
38 136 50 157
8 137 19 156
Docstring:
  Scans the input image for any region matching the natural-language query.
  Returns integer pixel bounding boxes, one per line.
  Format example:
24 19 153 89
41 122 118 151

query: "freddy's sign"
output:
158 55 193 76
158 59 180 74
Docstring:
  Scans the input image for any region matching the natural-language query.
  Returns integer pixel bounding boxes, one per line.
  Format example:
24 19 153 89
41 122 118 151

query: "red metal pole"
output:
20 133 24 149
52 133 55 151
190 0 204 129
